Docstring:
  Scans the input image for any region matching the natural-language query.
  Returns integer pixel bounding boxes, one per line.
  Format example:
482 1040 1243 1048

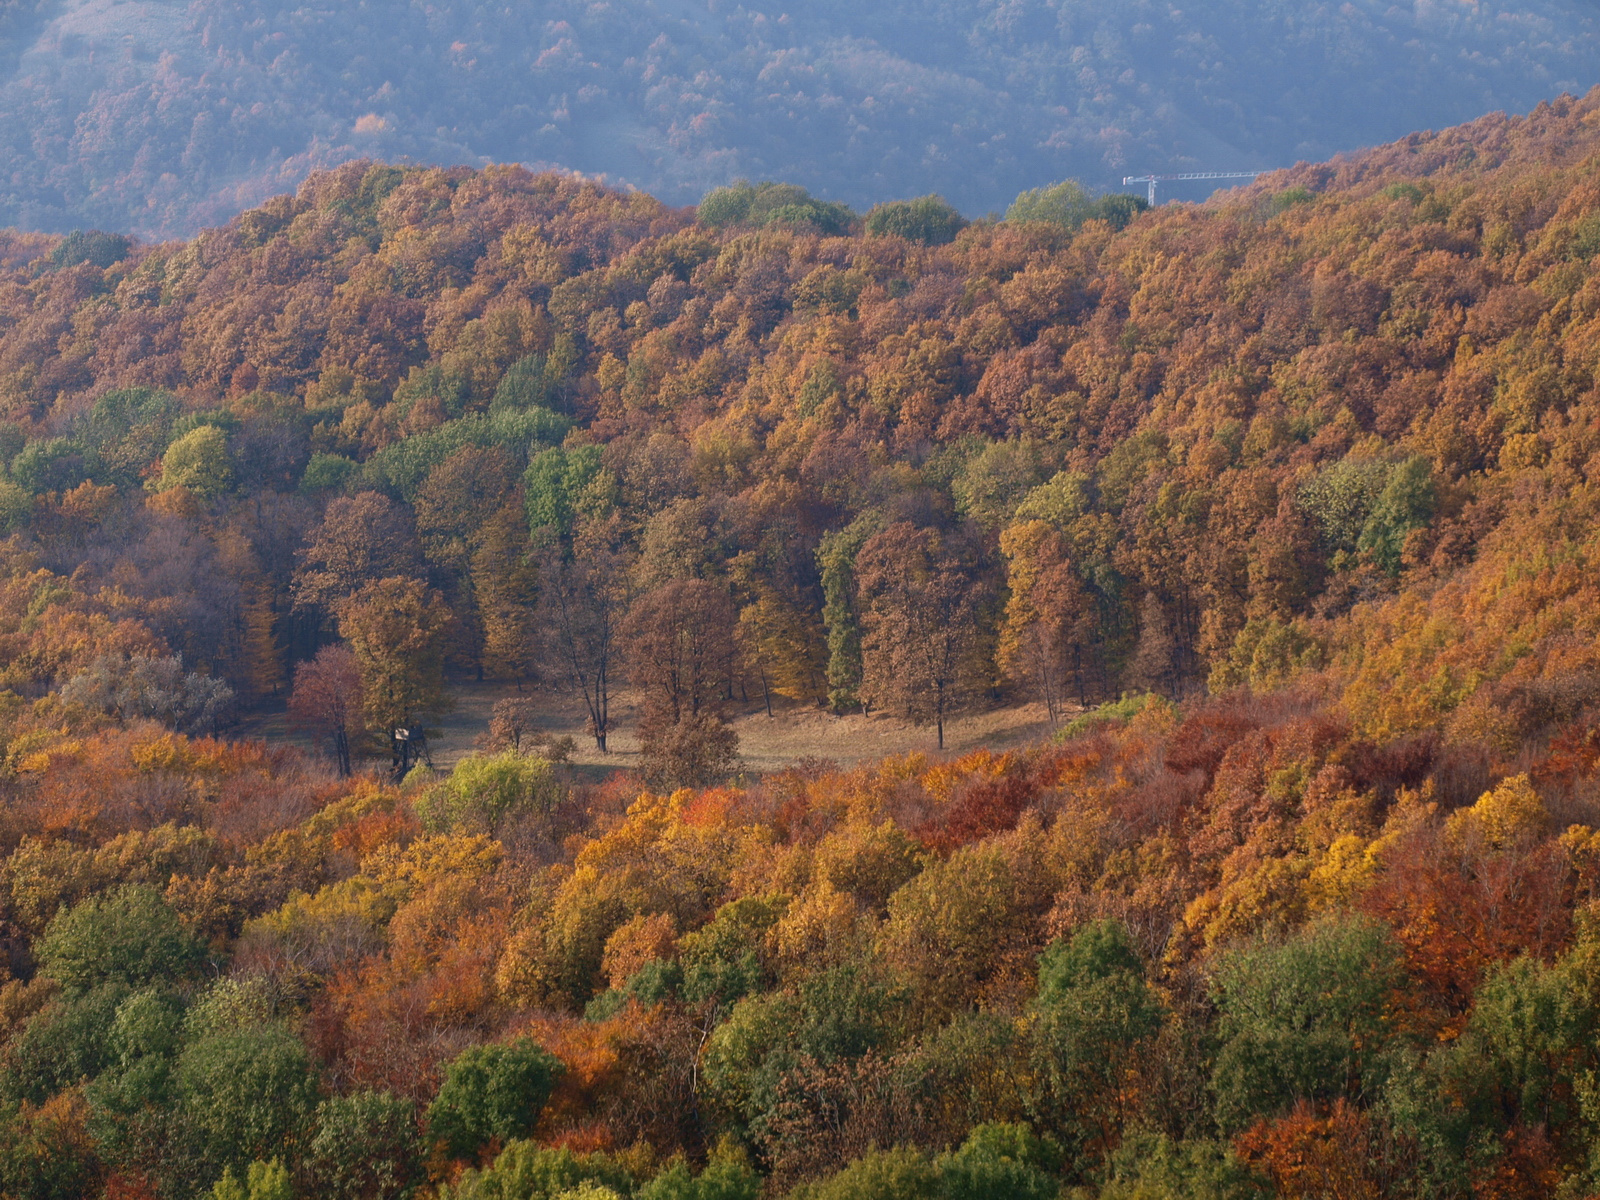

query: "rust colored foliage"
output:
10 94 1600 1200
288 644 364 775
1361 822 1572 1022
916 772 1040 855
1234 1101 1391 1200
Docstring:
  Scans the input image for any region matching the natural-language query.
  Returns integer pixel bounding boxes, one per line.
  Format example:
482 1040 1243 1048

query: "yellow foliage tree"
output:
1445 773 1549 851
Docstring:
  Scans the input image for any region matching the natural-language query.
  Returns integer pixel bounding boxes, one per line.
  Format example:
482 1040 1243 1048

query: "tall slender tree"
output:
537 546 631 752
287 644 364 776
857 522 986 750
336 577 451 776
999 519 1100 718
623 578 739 725
623 578 741 786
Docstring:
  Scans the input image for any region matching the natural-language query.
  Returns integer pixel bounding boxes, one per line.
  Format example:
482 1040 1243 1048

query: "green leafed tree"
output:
1029 920 1163 1166
795 1147 939 1200
698 181 854 235
1006 181 1148 231
636 1151 762 1200
493 353 557 413
79 386 181 487
426 1038 564 1161
1006 181 1093 226
1099 1131 1269 1200
864 195 968 244
177 1026 319 1184
443 1144 636 1200
935 1123 1063 1200
154 425 234 497
38 885 205 995
1357 455 1436 576
211 1158 292 1200
1209 915 1407 1131
304 1091 421 1200
817 516 882 713
525 445 608 540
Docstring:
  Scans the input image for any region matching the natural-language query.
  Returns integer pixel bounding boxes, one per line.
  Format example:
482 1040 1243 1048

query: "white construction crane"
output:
1122 171 1278 206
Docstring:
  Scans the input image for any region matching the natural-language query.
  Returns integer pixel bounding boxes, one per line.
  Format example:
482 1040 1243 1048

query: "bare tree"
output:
60 652 236 735
1012 618 1067 725
538 547 632 752
623 578 739 725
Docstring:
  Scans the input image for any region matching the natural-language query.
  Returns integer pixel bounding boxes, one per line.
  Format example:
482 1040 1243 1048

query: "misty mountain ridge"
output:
0 0 1595 237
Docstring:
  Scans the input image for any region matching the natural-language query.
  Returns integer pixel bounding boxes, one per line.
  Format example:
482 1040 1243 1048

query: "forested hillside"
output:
2 91 1600 1197
0 0 1596 234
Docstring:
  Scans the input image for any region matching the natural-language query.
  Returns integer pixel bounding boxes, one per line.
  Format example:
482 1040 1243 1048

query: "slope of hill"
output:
0 90 1596 749
0 0 1596 235
1 95 1600 1197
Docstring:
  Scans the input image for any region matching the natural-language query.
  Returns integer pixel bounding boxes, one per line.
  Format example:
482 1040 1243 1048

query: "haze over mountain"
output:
0 0 1595 238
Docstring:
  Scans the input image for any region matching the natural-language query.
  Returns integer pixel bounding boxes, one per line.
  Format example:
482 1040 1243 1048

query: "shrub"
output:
1058 693 1165 740
49 230 132 269
38 885 205 995
638 712 740 790
416 751 561 834
426 1038 564 1159
59 653 235 734
864 196 967 244
305 1091 420 1200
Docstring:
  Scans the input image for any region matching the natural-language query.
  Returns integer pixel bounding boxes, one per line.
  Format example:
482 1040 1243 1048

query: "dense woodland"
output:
1 0 1597 234
2 88 1600 1197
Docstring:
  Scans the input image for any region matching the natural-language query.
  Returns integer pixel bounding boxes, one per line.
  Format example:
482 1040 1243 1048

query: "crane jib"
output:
1121 170 1281 206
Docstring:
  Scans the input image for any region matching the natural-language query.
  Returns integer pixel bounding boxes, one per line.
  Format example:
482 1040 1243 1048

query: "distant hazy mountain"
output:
0 0 1595 237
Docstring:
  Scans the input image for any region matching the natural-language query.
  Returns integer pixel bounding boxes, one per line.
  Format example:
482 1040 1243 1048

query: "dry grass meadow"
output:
240 678 1067 780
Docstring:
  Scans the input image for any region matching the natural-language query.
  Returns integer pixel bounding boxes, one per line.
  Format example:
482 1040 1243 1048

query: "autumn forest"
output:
2 86 1600 1200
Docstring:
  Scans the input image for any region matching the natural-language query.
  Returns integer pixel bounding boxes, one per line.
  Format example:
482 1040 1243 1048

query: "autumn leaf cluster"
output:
0 89 1599 1198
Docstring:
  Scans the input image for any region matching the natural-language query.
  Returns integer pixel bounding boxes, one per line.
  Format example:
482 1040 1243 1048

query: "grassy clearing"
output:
427 681 1065 776
237 679 1066 780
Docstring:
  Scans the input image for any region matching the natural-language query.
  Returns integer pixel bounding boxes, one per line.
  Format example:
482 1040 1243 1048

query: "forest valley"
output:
1 84 1600 1199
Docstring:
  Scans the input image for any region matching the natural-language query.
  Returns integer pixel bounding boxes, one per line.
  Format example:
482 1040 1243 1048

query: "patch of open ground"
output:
426 681 1066 776
237 678 1069 779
